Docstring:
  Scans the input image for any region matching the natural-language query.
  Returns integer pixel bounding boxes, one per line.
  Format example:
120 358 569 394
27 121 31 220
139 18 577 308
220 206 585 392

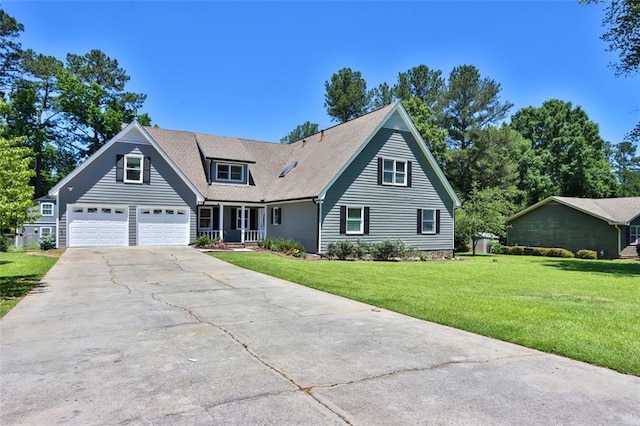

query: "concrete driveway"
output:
1 247 638 425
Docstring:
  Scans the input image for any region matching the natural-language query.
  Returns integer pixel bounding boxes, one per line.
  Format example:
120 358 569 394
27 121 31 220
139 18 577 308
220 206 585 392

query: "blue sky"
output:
5 1 639 145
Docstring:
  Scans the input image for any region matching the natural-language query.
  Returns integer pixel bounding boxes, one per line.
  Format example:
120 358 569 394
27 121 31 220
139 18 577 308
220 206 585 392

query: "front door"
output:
631 225 640 245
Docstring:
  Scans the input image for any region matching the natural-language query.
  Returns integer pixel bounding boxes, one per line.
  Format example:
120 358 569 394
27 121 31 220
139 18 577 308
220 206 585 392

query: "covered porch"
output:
197 204 267 243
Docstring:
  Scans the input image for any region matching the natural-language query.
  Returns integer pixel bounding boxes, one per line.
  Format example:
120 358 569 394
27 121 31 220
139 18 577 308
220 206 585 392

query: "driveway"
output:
1 247 638 425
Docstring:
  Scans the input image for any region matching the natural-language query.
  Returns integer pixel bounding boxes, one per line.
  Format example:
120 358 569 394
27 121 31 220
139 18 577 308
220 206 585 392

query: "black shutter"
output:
230 208 237 230
278 208 282 225
436 209 441 234
250 209 257 230
116 155 124 182
143 157 151 184
339 206 346 234
270 207 274 225
407 161 412 187
377 157 383 185
417 209 422 234
626 225 632 245
364 207 370 235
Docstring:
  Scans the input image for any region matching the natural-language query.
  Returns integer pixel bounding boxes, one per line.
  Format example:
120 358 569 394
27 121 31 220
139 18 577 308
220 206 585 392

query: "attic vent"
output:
279 161 297 177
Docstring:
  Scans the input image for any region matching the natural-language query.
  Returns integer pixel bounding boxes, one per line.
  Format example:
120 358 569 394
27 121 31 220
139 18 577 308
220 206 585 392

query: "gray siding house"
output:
49 102 461 253
507 196 640 259
16 196 57 247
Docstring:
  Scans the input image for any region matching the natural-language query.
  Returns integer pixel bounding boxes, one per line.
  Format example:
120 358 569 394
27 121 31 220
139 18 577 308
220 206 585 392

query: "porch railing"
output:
198 230 222 240
245 230 263 242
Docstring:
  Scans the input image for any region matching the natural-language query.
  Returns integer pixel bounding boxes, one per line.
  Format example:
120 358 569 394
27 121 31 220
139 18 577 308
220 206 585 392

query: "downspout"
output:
316 198 323 254
615 224 621 258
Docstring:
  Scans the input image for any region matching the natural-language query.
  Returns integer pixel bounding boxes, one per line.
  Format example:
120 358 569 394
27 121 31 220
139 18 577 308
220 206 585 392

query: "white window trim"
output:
235 208 249 230
346 206 364 235
272 207 281 225
124 154 144 184
199 206 213 230
421 208 436 235
41 202 54 216
382 158 408 186
215 163 245 183
40 227 52 237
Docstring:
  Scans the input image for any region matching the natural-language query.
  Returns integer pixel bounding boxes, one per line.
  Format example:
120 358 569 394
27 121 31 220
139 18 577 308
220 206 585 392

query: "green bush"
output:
259 236 305 258
575 249 598 259
489 241 502 254
326 240 354 260
195 234 211 247
503 246 525 255
370 239 411 261
39 234 56 250
532 247 549 256
546 247 575 258
353 239 370 259
0 235 8 252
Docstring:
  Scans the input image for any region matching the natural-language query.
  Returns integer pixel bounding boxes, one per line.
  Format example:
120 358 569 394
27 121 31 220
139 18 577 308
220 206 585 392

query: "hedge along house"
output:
49 102 461 253
506 196 640 259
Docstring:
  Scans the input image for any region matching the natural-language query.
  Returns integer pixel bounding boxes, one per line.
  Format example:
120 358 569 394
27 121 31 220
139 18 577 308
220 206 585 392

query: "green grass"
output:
211 252 640 376
0 252 59 317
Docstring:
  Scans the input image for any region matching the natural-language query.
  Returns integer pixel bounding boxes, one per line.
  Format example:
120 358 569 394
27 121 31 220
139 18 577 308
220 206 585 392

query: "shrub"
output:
504 246 524 255
326 240 355 260
195 234 211 247
546 247 575 258
353 239 370 259
259 236 305 258
39 234 56 251
370 239 411 261
532 247 549 257
489 241 502 254
0 235 8 252
575 249 597 259
418 252 428 261
636 244 640 257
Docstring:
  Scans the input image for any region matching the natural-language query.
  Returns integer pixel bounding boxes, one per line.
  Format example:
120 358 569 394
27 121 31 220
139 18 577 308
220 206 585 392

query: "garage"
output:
68 205 129 247
137 207 190 246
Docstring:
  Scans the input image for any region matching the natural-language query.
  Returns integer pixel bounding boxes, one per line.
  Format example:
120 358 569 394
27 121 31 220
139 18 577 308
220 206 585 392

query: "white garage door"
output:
68 205 129 247
137 207 190 246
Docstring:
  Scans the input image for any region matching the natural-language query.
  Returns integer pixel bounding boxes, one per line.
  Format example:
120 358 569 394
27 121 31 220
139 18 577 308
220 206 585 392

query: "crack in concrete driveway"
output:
1 246 639 425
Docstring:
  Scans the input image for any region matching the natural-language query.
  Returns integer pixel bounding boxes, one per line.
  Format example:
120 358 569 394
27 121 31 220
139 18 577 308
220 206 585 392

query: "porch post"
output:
219 204 224 241
240 205 246 243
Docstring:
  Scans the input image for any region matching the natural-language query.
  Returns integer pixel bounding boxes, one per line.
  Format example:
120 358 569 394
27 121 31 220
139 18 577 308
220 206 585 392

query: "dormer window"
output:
213 162 246 183
124 154 144 183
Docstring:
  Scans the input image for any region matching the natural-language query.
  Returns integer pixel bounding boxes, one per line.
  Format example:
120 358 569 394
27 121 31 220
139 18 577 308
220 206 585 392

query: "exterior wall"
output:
57 132 198 247
507 202 619 258
320 128 456 253
267 201 318 252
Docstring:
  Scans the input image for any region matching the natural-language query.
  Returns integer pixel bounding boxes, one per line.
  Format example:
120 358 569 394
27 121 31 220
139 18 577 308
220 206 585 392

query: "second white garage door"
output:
68 205 129 247
137 207 190 246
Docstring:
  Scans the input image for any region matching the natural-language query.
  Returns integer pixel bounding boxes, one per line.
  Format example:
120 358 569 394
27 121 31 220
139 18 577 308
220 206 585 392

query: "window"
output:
216 163 245 183
235 208 249 229
279 162 297 177
41 202 53 216
420 209 436 234
124 154 143 183
382 158 407 186
631 225 640 245
102 207 112 214
346 207 364 234
199 207 212 229
272 207 281 225
40 227 52 237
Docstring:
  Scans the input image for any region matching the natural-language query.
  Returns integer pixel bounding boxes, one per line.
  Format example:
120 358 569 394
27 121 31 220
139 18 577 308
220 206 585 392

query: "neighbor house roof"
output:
508 196 640 225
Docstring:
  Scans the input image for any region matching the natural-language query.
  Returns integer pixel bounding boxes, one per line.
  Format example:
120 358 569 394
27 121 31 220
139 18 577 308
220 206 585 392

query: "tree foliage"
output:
371 82 394 109
394 65 445 111
280 121 319 144
0 133 36 232
401 97 447 166
511 99 617 204
0 8 24 98
607 141 640 196
324 68 371 123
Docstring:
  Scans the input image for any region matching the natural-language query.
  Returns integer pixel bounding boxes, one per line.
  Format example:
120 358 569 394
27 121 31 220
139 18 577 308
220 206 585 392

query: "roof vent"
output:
320 130 325 141
279 161 297 177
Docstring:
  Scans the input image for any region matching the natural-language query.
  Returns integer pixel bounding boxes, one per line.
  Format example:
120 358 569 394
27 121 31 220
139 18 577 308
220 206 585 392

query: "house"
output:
48 102 461 253
506 196 640 259
15 196 57 248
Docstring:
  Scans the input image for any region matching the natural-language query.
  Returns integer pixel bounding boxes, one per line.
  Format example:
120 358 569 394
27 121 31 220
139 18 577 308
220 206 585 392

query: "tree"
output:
455 185 513 255
441 65 513 200
394 65 445 111
511 99 618 204
324 68 371 123
0 133 36 233
608 141 640 196
4 50 67 198
57 49 147 155
401 97 447 166
280 121 319 144
370 82 394 109
0 9 23 98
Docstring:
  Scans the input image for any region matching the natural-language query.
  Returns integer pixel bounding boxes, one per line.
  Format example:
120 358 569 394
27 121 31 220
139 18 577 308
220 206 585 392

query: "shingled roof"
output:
145 102 460 205
508 196 640 224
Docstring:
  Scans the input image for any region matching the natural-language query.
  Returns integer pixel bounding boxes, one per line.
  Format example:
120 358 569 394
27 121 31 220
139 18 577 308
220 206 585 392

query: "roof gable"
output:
49 122 204 202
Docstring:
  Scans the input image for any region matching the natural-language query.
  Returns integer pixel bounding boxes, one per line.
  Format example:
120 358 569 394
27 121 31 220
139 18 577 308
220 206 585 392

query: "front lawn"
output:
211 252 640 376
0 252 59 317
